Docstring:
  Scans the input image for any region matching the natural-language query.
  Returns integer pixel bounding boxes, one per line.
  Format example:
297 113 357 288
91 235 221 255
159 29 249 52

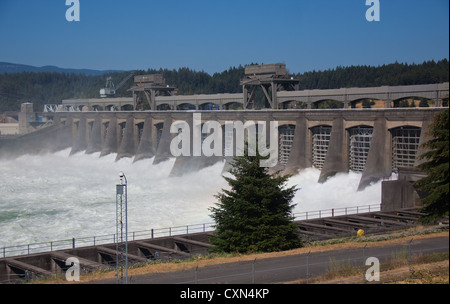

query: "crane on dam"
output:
100 71 135 98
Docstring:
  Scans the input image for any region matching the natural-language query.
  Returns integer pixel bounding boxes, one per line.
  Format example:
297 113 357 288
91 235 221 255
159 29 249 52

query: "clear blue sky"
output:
0 0 448 74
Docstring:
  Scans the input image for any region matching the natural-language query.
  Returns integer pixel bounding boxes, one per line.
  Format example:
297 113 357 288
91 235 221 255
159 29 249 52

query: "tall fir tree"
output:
209 144 302 253
415 109 449 222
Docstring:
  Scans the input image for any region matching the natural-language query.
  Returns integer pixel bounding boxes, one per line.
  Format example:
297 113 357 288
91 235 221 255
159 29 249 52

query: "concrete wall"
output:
1 108 445 187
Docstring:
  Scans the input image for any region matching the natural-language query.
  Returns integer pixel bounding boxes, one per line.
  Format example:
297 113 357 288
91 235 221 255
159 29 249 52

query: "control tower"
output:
128 74 176 110
240 63 299 109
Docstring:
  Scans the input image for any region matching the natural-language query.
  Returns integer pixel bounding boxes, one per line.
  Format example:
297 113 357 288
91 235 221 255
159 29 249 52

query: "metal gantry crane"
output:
100 71 135 98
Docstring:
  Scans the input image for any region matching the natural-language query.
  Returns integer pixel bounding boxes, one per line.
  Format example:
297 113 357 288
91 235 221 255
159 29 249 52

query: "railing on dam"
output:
0 204 380 258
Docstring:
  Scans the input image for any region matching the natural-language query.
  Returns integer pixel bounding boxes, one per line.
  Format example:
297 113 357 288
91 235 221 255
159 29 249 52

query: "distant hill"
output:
0 62 123 76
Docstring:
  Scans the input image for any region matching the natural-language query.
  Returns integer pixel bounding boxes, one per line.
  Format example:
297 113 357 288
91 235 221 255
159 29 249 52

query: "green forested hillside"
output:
0 59 448 113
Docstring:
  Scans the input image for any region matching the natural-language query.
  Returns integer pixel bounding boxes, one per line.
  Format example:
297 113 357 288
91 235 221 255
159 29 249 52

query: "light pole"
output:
116 171 128 284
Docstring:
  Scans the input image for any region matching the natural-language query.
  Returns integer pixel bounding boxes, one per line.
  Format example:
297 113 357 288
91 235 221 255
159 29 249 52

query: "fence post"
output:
306 251 311 284
195 265 198 284
408 238 414 277
72 238 75 249
363 244 367 284
252 258 256 284
151 229 154 239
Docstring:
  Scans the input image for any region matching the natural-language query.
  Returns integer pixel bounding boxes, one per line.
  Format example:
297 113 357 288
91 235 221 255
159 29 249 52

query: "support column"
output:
53 116 73 152
271 82 278 109
70 116 87 155
153 115 175 164
414 116 433 168
134 116 156 162
284 116 311 175
116 116 136 161
357 117 391 191
243 85 248 109
100 116 118 157
86 115 102 154
318 116 348 183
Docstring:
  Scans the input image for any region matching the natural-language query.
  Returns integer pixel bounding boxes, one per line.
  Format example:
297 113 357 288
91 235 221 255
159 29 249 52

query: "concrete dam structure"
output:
1 64 448 191
2 107 445 191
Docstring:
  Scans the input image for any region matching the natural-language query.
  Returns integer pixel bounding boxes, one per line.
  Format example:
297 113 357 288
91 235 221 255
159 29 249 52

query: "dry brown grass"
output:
288 260 449 284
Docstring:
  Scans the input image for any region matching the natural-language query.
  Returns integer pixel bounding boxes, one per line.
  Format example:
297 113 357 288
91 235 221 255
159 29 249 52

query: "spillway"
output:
0 149 384 248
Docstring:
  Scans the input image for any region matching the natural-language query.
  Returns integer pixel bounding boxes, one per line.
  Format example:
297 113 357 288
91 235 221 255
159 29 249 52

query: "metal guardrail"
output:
0 204 380 258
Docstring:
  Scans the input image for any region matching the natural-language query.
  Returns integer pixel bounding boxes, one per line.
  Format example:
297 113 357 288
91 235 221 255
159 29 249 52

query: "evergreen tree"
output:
415 109 449 222
209 144 302 253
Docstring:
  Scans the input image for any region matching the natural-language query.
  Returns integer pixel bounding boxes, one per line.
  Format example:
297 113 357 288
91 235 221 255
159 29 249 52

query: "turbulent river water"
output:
0 149 385 248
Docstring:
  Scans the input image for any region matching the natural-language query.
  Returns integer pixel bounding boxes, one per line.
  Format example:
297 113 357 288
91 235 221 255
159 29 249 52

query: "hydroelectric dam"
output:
1 63 448 194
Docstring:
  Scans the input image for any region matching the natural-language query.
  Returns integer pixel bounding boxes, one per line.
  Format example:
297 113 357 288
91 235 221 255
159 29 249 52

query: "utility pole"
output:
116 172 128 284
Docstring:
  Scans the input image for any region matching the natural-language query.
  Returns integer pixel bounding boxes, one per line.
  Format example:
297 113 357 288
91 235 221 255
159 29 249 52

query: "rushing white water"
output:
0 149 384 248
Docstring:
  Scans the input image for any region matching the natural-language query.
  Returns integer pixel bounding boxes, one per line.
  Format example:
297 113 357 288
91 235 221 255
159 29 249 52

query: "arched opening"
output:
390 126 422 172
156 104 172 111
278 124 295 165
105 104 117 111
92 105 104 111
392 96 434 108
350 98 384 109
222 102 242 110
176 103 197 111
310 125 332 169
120 104 134 111
198 102 220 110
312 99 344 109
347 125 373 172
279 100 308 109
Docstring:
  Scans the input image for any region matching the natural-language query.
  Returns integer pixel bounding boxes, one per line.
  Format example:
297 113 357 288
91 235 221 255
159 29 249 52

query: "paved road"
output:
91 235 448 284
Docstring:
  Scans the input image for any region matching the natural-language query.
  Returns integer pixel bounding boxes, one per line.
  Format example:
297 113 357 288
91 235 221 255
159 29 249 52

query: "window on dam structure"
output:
311 125 332 169
278 125 295 166
391 126 421 172
348 126 373 172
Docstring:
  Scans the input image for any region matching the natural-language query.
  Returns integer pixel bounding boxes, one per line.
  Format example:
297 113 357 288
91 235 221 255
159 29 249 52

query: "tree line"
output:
0 59 448 113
